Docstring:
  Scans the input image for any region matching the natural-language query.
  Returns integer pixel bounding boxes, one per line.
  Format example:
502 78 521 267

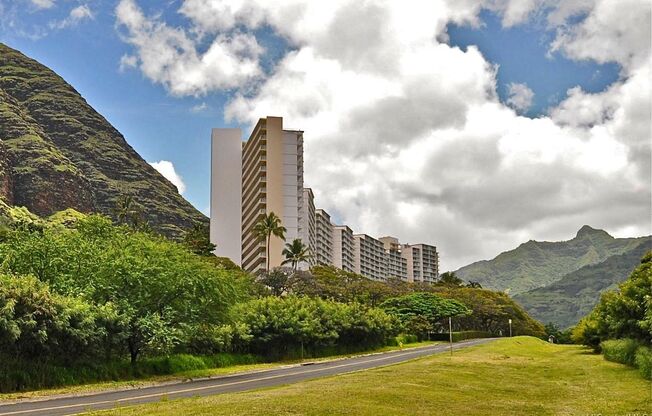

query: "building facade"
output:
333 225 355 272
379 236 408 280
353 234 387 281
314 209 334 265
401 243 439 283
299 188 316 268
210 128 242 265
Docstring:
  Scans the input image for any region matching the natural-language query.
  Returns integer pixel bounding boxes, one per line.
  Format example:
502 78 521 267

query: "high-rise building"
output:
353 234 387 280
211 116 304 274
379 236 408 280
299 188 316 268
401 243 439 283
315 209 334 265
333 225 355 272
210 128 242 265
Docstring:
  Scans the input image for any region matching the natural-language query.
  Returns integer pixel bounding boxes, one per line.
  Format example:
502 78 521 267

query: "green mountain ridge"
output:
513 238 651 328
0 43 205 236
455 225 649 295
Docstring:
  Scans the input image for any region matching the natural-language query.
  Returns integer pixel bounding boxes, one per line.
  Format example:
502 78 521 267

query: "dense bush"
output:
0 352 260 393
634 346 652 380
0 215 249 363
233 296 396 359
430 331 493 342
573 252 651 349
601 339 640 366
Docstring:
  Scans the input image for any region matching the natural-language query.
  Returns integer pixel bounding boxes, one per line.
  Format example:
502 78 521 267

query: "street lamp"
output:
508 319 512 337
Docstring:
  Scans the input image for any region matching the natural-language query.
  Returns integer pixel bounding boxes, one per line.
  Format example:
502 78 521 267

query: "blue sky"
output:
0 2 620 216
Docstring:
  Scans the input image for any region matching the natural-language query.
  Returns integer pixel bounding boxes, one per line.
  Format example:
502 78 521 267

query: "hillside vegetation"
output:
455 225 649 295
514 240 651 328
0 43 205 237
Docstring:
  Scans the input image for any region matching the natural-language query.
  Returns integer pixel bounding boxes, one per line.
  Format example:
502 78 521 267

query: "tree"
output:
253 212 287 271
183 222 216 256
281 239 311 271
438 271 464 287
113 195 149 231
256 268 292 296
380 292 470 339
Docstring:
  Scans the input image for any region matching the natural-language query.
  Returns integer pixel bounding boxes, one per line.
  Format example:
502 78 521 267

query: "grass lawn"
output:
0 341 438 402
88 337 651 416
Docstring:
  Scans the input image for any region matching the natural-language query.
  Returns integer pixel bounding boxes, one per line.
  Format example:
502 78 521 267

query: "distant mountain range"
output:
455 225 651 328
0 43 205 237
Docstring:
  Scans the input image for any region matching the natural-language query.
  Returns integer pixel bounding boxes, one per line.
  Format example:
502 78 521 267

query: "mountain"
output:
0 43 205 236
513 239 651 328
455 225 649 295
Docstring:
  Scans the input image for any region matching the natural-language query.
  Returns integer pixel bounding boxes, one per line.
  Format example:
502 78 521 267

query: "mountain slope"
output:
0 43 205 236
455 226 649 294
513 239 651 328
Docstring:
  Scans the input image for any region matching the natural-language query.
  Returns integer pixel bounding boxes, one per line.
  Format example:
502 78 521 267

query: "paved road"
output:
0 338 497 416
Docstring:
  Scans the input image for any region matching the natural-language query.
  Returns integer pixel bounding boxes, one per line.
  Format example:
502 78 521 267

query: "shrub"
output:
430 331 493 342
634 346 652 380
601 339 639 366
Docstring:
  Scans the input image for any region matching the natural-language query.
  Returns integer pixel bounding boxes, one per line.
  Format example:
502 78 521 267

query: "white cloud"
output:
506 82 534 113
49 4 93 30
190 102 208 112
31 0 54 10
150 160 187 194
115 0 264 96
119 54 138 72
119 0 651 270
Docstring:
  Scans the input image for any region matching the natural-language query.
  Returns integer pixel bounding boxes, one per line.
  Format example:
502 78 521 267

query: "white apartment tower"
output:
299 188 316 268
333 225 355 272
379 236 408 280
401 243 439 283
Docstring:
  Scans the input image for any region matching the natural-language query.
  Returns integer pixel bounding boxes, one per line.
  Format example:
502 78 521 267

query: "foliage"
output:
0 215 249 363
233 296 396 359
380 293 470 339
253 212 286 271
544 323 573 344
183 222 216 256
437 271 464 287
430 331 493 342
634 346 652 380
601 339 640 367
281 239 311 271
432 287 546 337
572 251 651 349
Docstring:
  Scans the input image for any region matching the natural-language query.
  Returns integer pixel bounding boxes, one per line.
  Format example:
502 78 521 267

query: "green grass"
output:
87 337 651 416
0 341 439 402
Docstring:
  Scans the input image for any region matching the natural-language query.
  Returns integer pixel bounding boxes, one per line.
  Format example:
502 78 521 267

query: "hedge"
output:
430 331 493 342
600 338 652 380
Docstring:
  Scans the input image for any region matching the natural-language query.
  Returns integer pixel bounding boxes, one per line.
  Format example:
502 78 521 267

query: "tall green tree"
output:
282 239 311 271
438 271 464 287
253 212 286 272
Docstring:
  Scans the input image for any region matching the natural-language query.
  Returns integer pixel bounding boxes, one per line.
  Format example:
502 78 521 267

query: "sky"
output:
0 0 650 270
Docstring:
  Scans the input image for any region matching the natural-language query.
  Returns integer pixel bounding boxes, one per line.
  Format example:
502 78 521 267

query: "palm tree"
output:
281 239 311 271
253 212 287 271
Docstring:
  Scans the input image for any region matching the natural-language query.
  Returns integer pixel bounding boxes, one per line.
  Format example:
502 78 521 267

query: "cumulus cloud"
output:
505 82 534 113
49 4 93 30
150 160 187 194
190 102 208 113
115 0 264 96
119 0 651 270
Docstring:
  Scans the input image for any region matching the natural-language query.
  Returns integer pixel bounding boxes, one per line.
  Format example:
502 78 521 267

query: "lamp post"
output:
508 319 512 338
449 316 453 356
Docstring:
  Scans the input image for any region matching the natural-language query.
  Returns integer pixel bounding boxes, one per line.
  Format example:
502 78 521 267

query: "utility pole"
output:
449 316 453 356
509 319 512 338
